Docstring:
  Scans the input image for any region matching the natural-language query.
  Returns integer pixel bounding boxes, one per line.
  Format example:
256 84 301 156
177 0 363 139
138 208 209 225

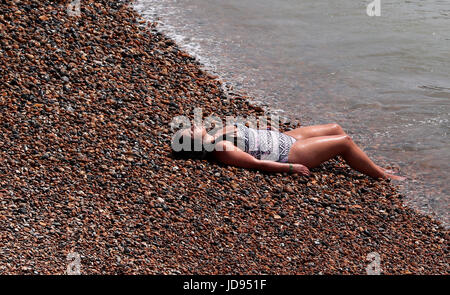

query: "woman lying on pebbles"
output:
174 123 405 181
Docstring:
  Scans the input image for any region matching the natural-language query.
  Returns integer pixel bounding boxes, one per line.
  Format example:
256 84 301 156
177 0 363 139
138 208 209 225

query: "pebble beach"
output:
0 0 448 274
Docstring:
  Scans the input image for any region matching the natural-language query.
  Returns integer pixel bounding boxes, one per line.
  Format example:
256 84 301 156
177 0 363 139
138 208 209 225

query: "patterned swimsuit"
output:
233 123 297 163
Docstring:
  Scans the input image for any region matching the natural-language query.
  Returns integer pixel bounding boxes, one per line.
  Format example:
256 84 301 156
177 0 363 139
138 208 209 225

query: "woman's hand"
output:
292 164 310 176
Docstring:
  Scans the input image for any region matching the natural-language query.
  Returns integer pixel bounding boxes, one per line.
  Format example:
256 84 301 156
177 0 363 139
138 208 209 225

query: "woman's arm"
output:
213 141 310 175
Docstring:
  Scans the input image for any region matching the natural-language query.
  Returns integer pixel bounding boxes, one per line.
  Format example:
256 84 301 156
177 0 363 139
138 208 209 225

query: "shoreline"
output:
0 0 448 274
133 0 450 229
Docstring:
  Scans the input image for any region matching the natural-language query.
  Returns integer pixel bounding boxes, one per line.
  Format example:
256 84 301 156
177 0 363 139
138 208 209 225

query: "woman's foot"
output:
384 172 406 181
383 168 396 174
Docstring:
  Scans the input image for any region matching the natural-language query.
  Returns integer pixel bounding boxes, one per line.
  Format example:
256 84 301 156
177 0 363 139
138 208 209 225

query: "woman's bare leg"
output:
288 134 388 179
284 123 345 140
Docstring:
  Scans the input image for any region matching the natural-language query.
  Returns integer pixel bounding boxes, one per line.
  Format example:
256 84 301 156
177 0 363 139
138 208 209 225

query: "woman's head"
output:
179 124 207 141
172 125 210 159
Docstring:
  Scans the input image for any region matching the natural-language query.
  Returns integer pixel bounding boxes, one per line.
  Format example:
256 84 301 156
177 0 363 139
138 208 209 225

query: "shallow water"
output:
134 0 450 227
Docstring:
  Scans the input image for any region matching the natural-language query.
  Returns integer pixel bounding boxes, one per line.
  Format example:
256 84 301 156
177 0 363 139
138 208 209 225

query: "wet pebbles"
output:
0 0 448 274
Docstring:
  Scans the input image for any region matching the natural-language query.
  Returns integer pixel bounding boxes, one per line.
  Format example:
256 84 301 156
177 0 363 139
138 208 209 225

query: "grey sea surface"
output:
134 0 450 227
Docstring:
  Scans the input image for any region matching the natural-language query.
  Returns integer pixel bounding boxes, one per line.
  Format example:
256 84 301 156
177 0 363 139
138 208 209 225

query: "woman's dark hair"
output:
171 134 212 160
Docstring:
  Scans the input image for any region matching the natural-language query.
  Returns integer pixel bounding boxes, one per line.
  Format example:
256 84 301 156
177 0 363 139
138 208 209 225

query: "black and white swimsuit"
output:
232 123 297 163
